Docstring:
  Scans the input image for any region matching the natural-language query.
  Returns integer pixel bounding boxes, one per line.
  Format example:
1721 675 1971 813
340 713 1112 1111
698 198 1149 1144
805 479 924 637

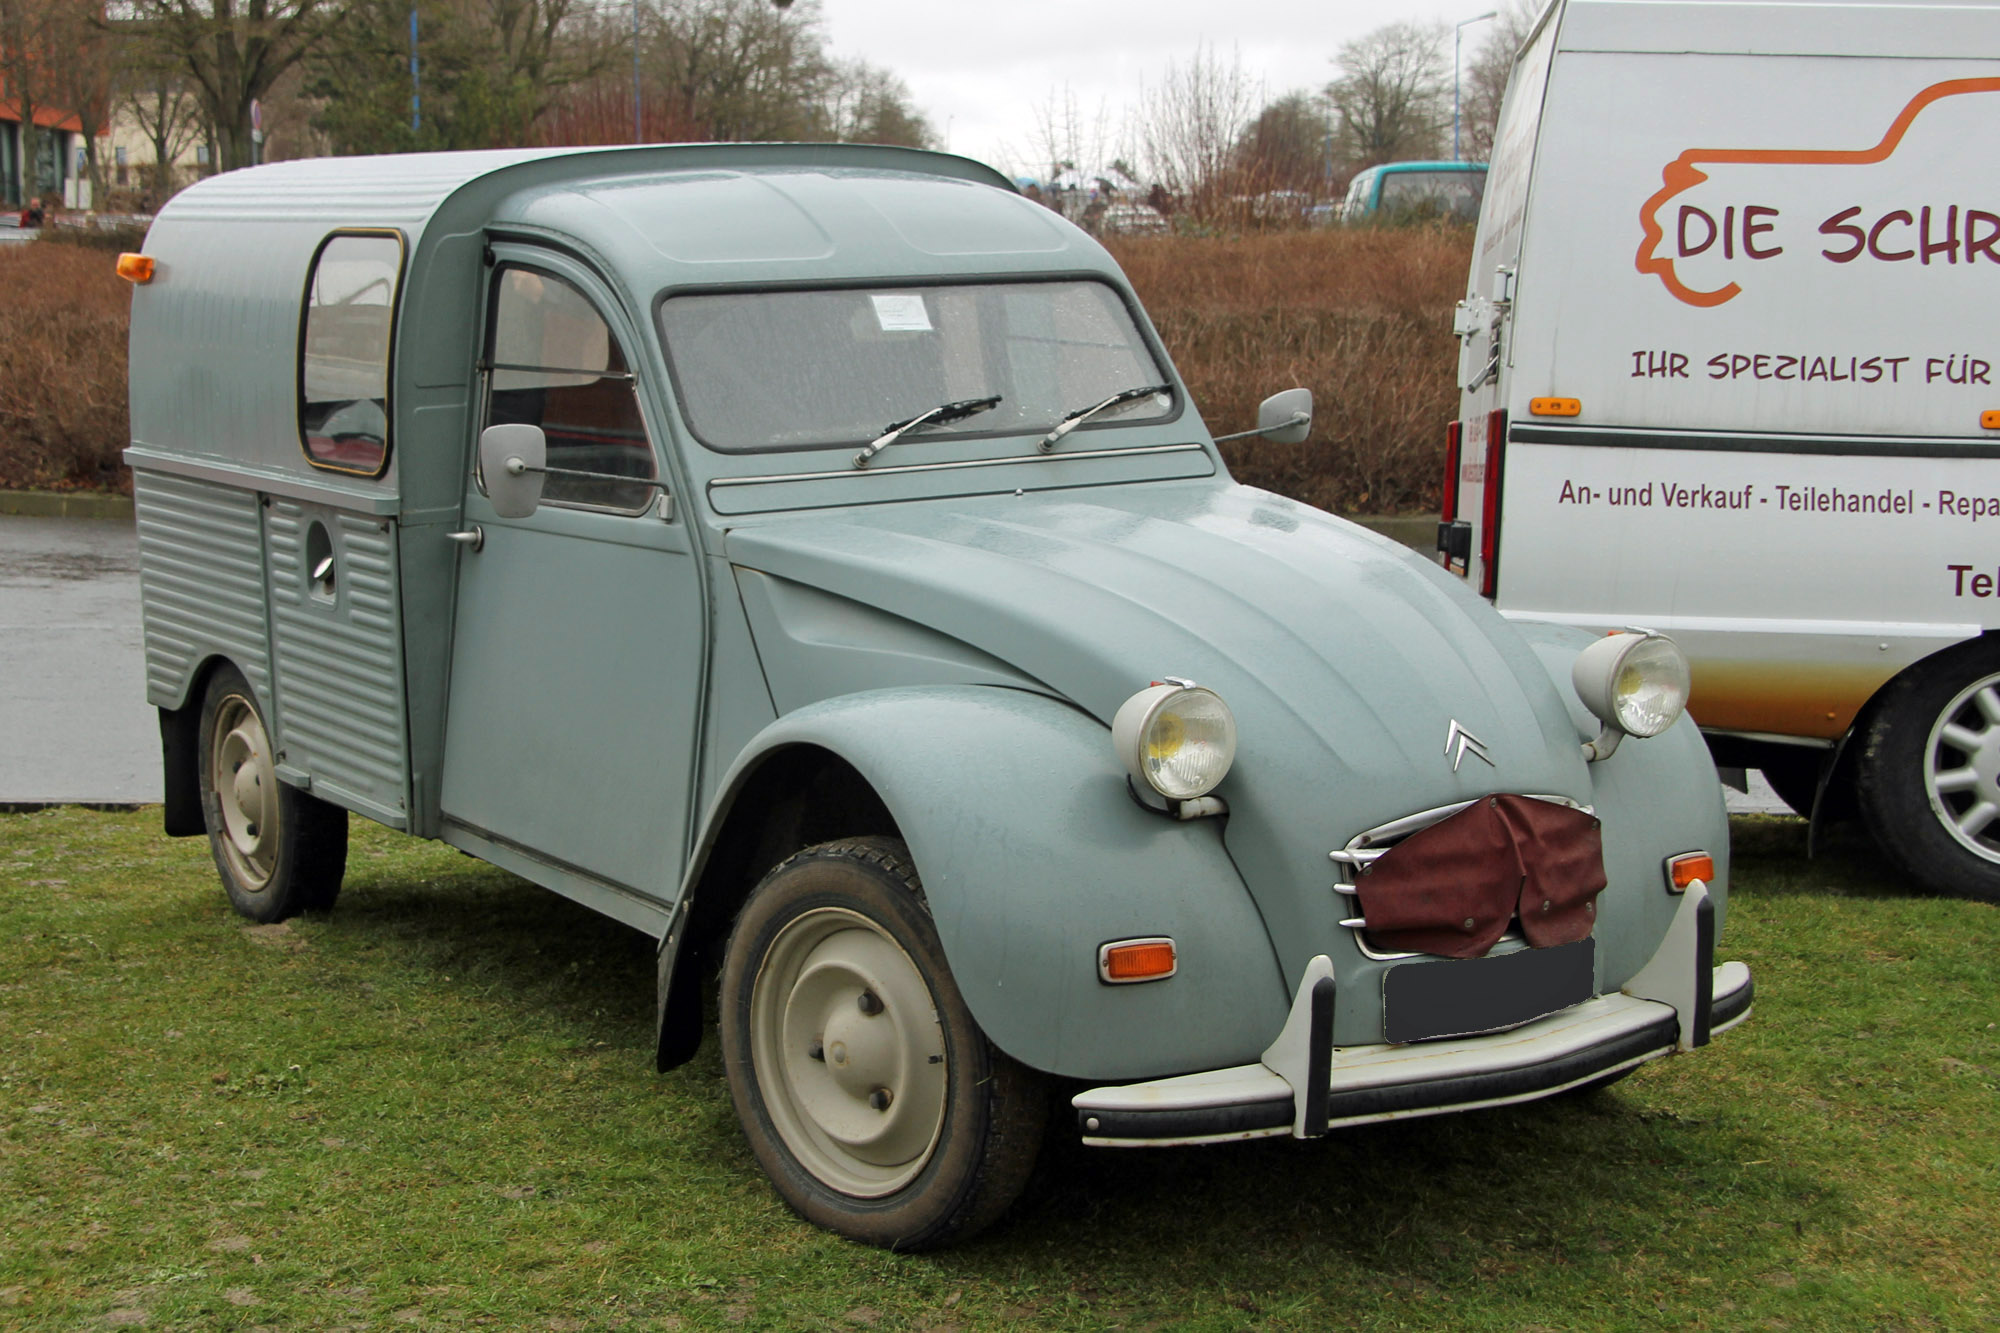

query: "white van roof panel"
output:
1561 0 2000 58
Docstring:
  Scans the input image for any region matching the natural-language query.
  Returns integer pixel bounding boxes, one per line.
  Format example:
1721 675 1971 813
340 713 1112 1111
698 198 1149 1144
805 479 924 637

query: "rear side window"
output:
299 232 403 476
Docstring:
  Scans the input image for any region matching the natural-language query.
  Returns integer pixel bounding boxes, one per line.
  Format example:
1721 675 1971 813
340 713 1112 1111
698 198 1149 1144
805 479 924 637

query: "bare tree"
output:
648 0 828 141
1458 1 1537 162
1325 20 1448 169
120 0 333 171
1134 42 1258 216
42 0 116 200
120 59 203 203
1235 91 1334 196
819 58 931 147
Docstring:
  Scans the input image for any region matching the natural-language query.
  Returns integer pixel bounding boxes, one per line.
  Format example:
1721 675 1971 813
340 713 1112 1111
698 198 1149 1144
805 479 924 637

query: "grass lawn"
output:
2 809 1995 1332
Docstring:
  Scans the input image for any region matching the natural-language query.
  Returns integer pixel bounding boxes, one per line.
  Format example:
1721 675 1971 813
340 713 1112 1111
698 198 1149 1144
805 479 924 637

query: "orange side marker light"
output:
1666 851 1714 893
1981 410 2000 430
1529 397 1581 417
116 253 155 284
1098 938 1177 984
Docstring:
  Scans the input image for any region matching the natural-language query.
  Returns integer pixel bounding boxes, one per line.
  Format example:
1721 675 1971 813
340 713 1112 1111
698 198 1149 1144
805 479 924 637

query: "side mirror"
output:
479 424 546 519
1212 387 1314 445
1256 388 1312 445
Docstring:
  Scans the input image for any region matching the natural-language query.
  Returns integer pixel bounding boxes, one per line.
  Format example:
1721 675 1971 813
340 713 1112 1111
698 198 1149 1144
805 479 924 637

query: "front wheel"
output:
197 666 348 922
1857 639 2000 904
719 837 1045 1250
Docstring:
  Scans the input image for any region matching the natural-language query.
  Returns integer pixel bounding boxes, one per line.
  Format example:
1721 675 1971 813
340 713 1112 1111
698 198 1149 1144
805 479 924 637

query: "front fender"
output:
691 685 1291 1081
1510 619 1733 987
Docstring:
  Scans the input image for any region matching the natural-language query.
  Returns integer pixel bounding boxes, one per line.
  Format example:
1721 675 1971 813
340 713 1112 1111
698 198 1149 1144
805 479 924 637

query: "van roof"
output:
1362 161 1489 176
1559 0 1998 58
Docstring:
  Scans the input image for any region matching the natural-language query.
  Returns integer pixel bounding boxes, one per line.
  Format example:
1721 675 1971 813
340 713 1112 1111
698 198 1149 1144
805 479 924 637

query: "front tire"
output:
197 666 348 922
719 837 1045 1250
1857 639 2000 904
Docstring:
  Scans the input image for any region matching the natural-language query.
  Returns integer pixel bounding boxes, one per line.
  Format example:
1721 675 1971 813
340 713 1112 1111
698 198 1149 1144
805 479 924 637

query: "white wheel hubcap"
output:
1925 673 2000 864
749 907 949 1198
211 696 279 888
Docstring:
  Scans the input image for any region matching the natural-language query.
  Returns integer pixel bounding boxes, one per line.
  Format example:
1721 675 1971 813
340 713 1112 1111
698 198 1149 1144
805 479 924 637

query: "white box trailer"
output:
1445 0 2000 899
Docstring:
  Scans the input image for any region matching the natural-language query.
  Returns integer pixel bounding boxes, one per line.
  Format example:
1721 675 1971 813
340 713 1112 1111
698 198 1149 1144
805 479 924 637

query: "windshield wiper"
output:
1037 383 1173 454
852 395 1003 469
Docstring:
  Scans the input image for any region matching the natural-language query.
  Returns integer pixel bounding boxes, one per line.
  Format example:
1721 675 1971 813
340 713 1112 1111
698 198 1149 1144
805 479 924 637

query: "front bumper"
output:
1073 883 1752 1147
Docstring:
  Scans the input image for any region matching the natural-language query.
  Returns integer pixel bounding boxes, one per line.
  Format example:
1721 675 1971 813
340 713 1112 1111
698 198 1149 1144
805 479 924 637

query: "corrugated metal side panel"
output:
132 470 271 710
266 502 411 825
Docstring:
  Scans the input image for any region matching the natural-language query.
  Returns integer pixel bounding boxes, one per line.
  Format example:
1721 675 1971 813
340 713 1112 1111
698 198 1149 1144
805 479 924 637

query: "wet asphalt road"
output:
0 514 161 803
0 509 1792 813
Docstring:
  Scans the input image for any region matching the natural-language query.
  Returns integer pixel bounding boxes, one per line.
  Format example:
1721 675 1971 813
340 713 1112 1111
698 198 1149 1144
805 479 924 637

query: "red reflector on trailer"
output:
1441 420 1462 523
1478 409 1507 597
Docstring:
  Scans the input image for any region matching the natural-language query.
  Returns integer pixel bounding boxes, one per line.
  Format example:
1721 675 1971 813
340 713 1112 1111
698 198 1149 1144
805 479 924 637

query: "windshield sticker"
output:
1635 77 2000 308
870 293 933 332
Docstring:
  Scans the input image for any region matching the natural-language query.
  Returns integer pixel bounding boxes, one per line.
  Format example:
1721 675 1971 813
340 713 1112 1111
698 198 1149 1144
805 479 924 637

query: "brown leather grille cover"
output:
1352 795 1607 958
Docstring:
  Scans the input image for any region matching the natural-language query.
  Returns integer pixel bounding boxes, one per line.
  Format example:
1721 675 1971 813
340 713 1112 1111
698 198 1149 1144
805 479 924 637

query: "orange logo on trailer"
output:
1636 78 2000 308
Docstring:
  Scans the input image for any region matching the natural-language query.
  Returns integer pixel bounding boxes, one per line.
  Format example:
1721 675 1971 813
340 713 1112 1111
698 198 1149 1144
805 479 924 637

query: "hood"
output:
724 482 1593 841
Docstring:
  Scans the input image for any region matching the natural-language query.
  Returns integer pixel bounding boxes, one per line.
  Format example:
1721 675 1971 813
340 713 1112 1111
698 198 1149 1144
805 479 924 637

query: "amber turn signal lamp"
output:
116 253 155 284
1982 410 2000 430
1666 851 1714 892
1529 397 1581 417
1098 937 1177 984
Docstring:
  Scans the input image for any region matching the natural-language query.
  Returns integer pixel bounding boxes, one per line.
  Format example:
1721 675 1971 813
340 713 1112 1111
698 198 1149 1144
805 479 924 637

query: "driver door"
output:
438 247 704 925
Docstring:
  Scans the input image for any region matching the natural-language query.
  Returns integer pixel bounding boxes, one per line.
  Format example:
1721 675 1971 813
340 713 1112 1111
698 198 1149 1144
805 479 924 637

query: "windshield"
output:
1377 169 1485 219
659 280 1173 454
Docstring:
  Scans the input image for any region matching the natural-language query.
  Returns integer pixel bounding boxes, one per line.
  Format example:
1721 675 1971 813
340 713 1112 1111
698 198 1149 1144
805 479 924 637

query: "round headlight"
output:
1112 682 1238 801
1571 632 1691 739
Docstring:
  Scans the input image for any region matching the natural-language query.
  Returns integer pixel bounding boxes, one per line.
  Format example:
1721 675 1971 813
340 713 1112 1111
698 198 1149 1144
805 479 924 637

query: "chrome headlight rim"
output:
1571 631 1691 740
1112 680 1239 801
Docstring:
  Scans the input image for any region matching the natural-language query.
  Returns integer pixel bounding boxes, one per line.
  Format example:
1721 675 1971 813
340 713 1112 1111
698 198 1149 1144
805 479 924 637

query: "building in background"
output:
2 90 82 209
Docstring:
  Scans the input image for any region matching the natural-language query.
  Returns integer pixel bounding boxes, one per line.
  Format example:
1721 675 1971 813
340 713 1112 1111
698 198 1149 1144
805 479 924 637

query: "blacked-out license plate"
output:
1382 939 1595 1044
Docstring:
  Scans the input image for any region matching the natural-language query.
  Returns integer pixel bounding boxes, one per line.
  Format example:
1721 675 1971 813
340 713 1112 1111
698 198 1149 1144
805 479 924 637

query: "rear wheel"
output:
1857 639 2000 904
197 666 348 922
719 837 1045 1250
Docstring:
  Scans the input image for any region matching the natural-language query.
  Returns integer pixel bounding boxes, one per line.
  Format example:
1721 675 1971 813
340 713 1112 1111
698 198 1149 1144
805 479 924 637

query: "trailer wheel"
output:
1857 640 2000 904
719 837 1044 1250
197 666 348 922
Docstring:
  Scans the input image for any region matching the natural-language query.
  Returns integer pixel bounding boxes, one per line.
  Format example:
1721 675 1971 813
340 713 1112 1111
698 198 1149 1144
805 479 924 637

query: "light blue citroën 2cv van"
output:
124 144 1750 1249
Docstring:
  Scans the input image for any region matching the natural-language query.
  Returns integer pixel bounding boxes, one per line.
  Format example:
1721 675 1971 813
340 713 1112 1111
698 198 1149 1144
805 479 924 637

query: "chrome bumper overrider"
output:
1073 883 1752 1148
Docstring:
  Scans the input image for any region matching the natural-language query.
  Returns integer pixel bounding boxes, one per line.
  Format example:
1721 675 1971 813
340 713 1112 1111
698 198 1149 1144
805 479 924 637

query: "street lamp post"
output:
632 0 643 142
410 7 420 136
1454 10 1498 162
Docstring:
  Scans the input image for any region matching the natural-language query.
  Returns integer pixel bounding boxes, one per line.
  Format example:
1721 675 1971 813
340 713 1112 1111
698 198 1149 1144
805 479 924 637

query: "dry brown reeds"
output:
0 228 1471 514
1110 225 1471 514
0 243 132 492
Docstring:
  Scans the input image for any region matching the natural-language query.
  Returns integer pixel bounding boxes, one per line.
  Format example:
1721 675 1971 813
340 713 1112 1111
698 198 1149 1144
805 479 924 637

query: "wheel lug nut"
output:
856 991 883 1016
868 1087 893 1111
807 1038 825 1062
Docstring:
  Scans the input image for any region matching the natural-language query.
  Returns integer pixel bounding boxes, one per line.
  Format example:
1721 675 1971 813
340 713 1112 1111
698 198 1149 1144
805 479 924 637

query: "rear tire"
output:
197 666 348 922
719 836 1045 1250
1856 639 2000 904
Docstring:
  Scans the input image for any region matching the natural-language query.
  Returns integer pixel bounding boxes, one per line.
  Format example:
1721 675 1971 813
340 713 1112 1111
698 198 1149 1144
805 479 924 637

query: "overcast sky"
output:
818 0 1506 178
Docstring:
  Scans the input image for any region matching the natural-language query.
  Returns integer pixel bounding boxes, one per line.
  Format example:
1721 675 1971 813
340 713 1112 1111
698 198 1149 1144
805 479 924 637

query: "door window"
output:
485 267 659 514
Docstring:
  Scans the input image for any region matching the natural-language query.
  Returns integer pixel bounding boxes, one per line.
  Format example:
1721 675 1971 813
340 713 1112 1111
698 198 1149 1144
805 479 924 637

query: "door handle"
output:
447 526 484 552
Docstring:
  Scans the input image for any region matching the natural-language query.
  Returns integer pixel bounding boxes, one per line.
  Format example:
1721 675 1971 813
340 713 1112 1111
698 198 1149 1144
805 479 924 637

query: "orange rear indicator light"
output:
1529 397 1581 417
116 253 155 284
1982 410 2000 430
1098 937 1177 984
1666 852 1714 892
